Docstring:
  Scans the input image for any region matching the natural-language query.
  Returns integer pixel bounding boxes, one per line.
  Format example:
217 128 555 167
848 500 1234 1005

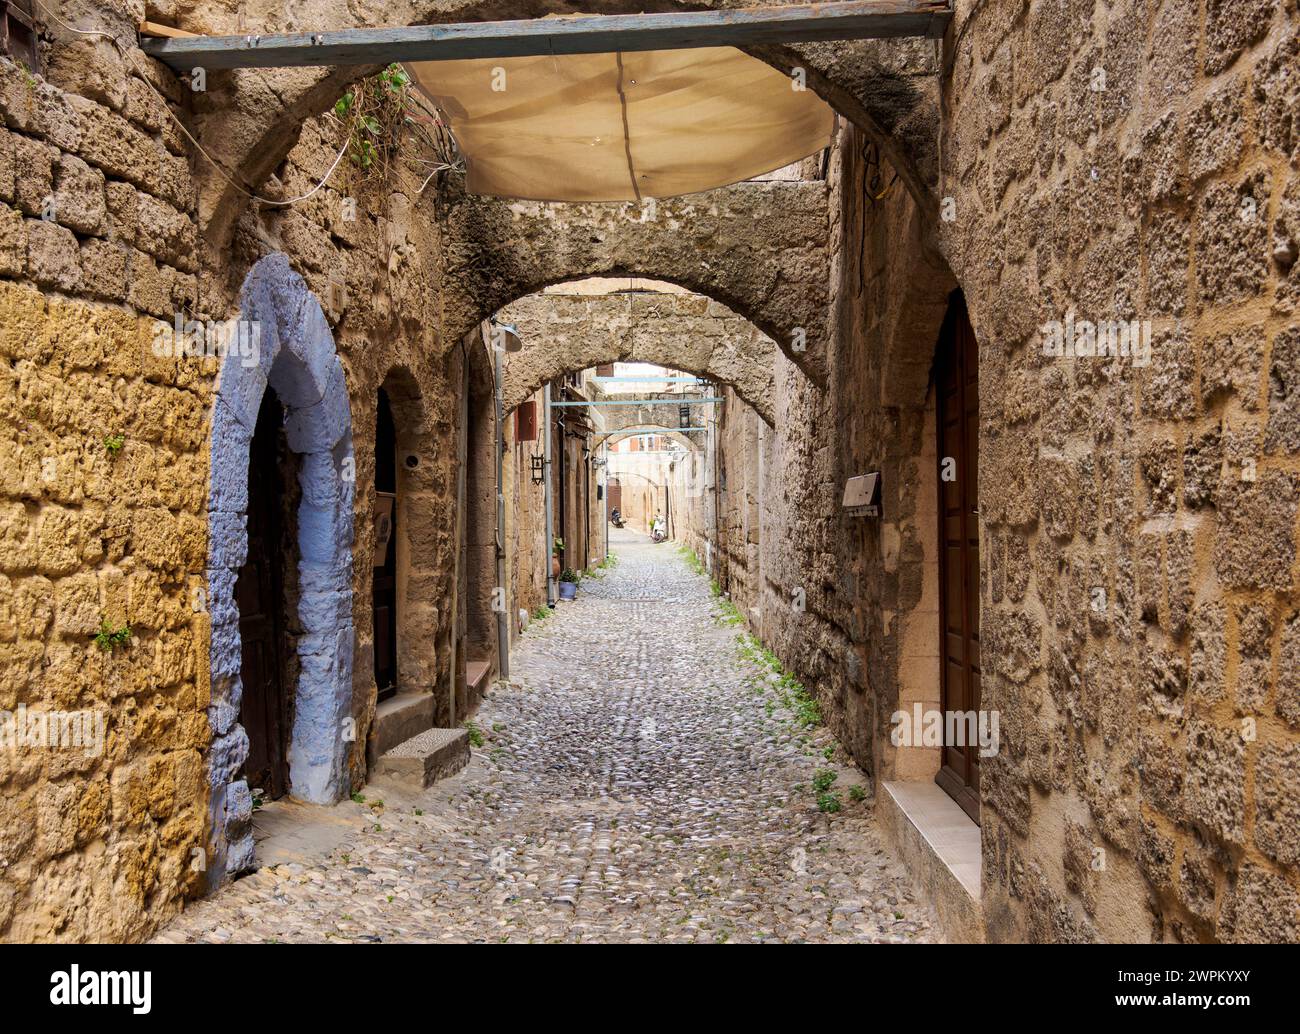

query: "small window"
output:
1 0 39 74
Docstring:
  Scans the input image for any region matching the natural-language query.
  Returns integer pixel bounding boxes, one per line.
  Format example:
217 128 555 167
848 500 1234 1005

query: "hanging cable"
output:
31 0 353 207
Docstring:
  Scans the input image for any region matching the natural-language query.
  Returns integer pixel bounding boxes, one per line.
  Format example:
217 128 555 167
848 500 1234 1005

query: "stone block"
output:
0 203 23 276
1184 720 1246 846
12 133 52 216
80 237 127 302
1204 0 1278 76
1213 471 1299 590
1264 325 1300 454
1219 864 1299 943
372 727 471 790
1253 742 1300 865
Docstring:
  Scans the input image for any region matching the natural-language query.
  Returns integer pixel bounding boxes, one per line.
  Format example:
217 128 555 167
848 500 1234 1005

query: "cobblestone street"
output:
157 530 935 943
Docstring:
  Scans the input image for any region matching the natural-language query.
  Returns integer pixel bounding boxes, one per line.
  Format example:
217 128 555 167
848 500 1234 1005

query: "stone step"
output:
371 727 471 790
466 660 491 693
366 690 435 767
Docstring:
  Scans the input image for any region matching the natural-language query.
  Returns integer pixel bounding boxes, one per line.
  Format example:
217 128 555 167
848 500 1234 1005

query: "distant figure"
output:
651 512 666 542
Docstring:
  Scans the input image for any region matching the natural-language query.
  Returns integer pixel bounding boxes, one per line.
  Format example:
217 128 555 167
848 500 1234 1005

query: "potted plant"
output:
558 567 580 601
551 537 564 580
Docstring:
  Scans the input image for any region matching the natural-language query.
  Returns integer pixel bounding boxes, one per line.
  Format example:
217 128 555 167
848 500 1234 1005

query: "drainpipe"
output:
543 382 557 606
448 348 468 726
493 341 510 680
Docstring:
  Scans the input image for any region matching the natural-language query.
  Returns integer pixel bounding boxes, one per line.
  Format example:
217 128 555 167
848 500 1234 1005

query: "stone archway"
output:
604 427 703 453
181 1 941 265
444 183 831 385
498 286 777 426
205 253 356 887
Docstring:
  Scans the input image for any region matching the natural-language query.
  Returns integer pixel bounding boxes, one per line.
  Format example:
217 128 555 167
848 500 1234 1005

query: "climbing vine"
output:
331 63 462 195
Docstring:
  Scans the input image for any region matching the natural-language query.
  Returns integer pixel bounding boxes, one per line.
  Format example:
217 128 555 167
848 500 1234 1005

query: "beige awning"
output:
409 46 834 202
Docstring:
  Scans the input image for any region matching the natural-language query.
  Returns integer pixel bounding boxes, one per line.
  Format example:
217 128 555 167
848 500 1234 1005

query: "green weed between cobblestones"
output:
463 720 485 747
813 769 841 813
715 596 744 626
682 541 843 817
678 544 705 576
530 605 553 622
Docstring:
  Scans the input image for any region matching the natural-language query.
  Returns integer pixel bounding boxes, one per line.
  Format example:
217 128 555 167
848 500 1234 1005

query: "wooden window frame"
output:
1 0 40 75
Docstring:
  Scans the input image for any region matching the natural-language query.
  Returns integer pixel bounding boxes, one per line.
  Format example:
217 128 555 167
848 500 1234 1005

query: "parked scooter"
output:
610 508 625 528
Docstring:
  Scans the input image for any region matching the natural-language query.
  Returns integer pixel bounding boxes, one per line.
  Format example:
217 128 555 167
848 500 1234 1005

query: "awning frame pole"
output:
141 2 953 70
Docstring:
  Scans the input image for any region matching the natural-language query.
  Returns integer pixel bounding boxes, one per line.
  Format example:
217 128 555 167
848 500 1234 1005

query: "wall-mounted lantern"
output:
678 403 691 428
530 453 545 485
842 472 881 517
489 317 523 352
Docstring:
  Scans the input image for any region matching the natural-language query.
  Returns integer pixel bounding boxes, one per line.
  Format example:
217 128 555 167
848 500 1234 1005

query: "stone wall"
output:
0 8 464 936
0 30 211 938
504 386 549 632
937 0 1300 944
682 0 1300 944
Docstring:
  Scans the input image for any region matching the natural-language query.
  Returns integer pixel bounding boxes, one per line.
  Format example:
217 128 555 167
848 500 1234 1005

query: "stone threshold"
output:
877 779 984 943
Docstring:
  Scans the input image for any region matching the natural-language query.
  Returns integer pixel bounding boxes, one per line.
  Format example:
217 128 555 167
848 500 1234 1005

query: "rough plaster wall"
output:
505 387 548 632
700 390 765 628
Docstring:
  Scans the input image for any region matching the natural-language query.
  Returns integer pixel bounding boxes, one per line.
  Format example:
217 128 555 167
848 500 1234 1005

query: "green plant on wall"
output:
103 433 125 456
332 63 462 194
92 618 132 651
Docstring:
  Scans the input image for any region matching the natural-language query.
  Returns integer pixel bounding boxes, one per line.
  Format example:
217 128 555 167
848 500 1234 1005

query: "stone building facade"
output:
0 0 1297 944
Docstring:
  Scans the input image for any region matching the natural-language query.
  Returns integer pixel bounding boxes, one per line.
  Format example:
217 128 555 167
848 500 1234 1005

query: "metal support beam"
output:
551 398 723 407
543 383 556 607
141 2 952 70
594 428 707 435
593 376 707 383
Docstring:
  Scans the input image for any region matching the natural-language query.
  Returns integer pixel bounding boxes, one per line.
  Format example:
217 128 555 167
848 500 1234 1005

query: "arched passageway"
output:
498 285 777 425
180 1 941 266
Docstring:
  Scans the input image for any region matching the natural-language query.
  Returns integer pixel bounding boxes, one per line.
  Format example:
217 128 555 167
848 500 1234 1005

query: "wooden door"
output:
935 293 981 824
236 390 290 799
373 389 399 701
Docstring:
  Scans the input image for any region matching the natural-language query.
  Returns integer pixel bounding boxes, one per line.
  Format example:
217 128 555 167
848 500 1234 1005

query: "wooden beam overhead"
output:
140 1 952 71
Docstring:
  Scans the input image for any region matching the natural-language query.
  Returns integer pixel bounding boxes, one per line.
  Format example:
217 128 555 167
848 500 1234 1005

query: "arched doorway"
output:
373 388 399 702
235 389 292 800
205 254 357 886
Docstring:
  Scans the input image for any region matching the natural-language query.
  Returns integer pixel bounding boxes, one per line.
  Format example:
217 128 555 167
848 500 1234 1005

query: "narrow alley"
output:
155 530 933 944
5 0 1300 969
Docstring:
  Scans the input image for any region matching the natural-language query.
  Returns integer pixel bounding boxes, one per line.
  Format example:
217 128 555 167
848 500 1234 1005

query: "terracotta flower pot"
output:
551 556 561 579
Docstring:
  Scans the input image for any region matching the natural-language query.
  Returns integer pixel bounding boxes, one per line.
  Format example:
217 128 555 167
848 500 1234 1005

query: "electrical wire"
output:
30 0 353 207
